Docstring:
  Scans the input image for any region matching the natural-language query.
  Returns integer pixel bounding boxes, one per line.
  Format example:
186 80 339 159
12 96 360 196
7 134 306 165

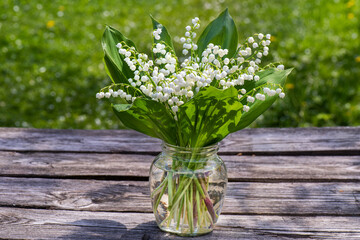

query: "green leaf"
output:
234 68 293 130
151 16 175 52
197 8 238 58
112 98 177 145
102 26 136 84
102 57 125 84
177 86 242 147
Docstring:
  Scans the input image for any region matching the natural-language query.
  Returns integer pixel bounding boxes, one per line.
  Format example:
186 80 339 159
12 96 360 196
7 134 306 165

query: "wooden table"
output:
0 127 360 239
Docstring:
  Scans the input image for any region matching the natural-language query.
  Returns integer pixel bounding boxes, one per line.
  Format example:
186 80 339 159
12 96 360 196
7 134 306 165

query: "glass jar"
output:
149 142 227 236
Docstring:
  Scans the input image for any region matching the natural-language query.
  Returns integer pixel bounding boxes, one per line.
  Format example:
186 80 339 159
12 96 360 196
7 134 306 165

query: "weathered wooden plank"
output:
1 177 359 215
0 207 359 239
1 151 360 180
223 127 360 153
0 127 359 153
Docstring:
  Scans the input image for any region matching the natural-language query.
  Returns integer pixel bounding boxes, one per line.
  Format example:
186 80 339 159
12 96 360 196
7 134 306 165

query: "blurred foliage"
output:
0 0 359 129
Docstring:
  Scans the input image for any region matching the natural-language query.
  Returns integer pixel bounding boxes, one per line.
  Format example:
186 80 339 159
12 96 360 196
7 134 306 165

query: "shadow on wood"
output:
57 219 126 240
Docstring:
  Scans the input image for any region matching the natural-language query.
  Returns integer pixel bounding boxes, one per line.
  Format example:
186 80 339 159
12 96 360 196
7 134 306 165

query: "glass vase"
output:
149 142 227 236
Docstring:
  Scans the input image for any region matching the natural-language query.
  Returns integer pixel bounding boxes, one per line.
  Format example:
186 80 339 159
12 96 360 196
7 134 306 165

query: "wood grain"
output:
1 151 360 180
0 207 359 239
1 177 359 215
0 127 359 239
0 127 359 153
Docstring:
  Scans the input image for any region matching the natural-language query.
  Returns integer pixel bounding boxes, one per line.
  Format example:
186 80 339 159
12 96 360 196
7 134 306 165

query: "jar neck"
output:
161 142 219 158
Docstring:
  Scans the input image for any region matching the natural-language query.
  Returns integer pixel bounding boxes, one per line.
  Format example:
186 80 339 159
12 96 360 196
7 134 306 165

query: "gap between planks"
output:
1 149 360 156
1 174 360 183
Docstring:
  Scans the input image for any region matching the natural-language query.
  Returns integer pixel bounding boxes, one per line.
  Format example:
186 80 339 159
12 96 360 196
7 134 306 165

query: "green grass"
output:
0 0 359 129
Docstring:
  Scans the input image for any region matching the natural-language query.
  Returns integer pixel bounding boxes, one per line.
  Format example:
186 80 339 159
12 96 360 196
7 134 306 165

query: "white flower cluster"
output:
153 27 162 40
96 88 136 102
97 17 286 114
180 17 200 55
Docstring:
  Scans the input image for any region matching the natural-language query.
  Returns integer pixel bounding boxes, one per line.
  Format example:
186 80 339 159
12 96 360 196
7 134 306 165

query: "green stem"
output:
194 176 216 223
150 175 167 198
185 190 193 233
155 143 218 234
194 177 206 198
188 182 194 233
196 190 201 227
166 206 175 228
176 195 185 230
192 183 198 229
161 176 193 227
202 200 207 227
199 176 216 222
168 172 173 208
153 180 168 213
207 211 214 228
168 176 193 211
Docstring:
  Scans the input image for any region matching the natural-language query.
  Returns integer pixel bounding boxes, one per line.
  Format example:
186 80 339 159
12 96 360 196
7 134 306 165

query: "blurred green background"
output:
1 0 359 129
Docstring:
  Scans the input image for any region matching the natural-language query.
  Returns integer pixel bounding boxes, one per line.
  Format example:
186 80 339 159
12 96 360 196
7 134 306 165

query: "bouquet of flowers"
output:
97 9 292 236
